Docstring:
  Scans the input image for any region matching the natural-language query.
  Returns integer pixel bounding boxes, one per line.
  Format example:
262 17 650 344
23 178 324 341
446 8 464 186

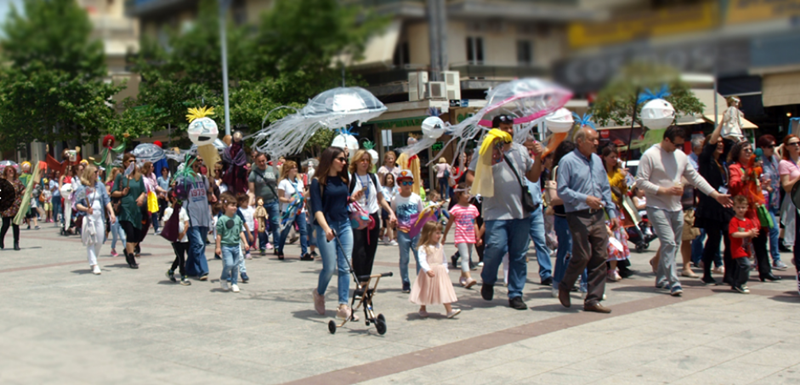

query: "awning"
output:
338 20 401 70
762 72 800 107
702 114 758 129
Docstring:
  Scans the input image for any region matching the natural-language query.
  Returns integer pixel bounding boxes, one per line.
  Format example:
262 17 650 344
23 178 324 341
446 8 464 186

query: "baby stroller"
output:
621 195 655 253
327 230 393 335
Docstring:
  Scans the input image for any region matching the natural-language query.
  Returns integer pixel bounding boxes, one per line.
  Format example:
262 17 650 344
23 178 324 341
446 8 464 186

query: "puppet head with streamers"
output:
331 126 359 159
638 85 675 130
186 106 220 179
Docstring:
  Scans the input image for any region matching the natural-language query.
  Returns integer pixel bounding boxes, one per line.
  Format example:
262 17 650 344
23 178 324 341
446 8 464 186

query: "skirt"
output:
408 265 458 306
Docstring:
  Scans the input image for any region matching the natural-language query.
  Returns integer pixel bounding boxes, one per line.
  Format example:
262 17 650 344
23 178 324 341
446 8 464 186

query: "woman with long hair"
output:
75 165 116 275
0 165 24 250
106 168 125 257
601 144 632 281
276 160 311 260
779 134 800 294
727 140 780 283
110 153 146 269
349 149 396 286
310 147 357 320
377 150 398 182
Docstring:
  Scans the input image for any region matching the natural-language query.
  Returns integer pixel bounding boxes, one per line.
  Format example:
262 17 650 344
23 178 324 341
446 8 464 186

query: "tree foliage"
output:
0 0 122 152
591 63 705 128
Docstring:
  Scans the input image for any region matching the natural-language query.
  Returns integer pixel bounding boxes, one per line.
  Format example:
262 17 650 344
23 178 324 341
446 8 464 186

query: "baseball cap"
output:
396 169 414 181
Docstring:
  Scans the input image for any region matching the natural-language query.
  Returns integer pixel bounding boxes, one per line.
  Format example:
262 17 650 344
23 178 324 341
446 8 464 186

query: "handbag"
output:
147 191 159 213
160 202 182 243
756 204 773 228
348 200 373 230
502 152 536 213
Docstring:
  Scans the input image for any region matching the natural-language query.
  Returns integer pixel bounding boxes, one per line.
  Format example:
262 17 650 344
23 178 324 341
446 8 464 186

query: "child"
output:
632 186 654 236
392 170 424 293
42 178 53 223
254 198 268 255
380 173 398 245
443 183 480 289
409 221 461 319
236 194 254 282
216 193 248 293
729 195 758 294
164 192 191 286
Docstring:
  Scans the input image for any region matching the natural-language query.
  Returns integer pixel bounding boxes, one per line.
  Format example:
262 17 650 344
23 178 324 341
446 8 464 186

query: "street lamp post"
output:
220 0 232 137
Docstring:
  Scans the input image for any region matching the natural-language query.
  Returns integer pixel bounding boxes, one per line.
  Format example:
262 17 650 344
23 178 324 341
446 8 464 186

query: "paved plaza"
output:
1 223 799 385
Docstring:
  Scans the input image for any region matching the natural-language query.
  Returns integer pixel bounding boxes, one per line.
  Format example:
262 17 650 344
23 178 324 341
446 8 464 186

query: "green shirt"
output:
248 166 278 203
112 173 146 229
217 214 243 246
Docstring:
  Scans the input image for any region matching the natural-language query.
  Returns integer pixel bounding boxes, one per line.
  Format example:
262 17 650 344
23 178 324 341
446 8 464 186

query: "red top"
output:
727 163 763 224
729 216 756 259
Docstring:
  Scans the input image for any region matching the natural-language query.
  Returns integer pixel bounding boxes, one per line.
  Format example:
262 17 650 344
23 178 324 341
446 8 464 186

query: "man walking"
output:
467 115 543 310
556 127 617 313
636 126 732 296
185 156 214 280
248 153 281 255
523 135 553 285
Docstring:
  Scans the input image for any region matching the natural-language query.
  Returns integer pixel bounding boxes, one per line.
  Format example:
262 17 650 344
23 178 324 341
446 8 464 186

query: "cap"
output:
396 169 414 181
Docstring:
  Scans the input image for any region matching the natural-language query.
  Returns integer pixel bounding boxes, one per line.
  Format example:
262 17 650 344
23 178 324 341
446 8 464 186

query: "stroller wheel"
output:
375 314 387 335
328 320 336 334
635 243 647 253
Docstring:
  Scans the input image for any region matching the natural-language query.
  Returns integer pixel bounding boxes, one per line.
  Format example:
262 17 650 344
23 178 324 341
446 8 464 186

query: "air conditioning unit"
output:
442 71 461 101
408 71 428 101
426 81 447 99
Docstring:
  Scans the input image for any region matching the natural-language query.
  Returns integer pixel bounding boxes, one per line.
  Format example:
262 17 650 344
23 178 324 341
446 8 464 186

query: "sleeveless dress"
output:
409 243 458 305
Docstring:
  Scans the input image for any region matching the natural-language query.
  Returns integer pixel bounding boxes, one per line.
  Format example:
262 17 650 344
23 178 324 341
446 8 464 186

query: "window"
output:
466 37 484 65
393 41 410 67
517 40 532 66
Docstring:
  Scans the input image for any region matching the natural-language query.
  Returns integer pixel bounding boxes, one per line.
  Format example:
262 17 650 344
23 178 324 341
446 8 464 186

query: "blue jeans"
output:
220 244 241 285
278 212 309 255
307 222 317 247
316 220 353 305
259 200 281 249
529 206 552 281
481 217 532 299
186 226 209 277
152 212 159 233
553 216 587 291
397 231 421 284
52 197 61 222
692 229 722 267
768 207 781 263
110 220 126 250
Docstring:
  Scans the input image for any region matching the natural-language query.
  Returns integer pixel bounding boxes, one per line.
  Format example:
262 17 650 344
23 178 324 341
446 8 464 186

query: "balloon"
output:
188 117 219 146
640 99 675 130
421 116 446 140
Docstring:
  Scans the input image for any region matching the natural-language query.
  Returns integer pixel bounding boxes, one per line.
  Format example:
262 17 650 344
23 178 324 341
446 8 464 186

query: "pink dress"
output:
409 243 458 306
449 204 479 244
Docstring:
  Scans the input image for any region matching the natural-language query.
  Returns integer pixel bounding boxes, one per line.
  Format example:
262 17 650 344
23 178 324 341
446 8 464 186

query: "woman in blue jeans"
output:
276 160 310 260
310 147 356 321
547 141 587 297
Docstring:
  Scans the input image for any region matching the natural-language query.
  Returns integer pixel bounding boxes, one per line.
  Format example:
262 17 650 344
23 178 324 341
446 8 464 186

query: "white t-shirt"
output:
240 206 255 230
351 173 381 214
278 178 306 213
391 193 423 233
164 206 190 243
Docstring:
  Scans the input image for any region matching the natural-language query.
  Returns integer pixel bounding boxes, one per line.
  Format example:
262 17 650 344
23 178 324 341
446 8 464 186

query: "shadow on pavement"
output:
70 269 93 275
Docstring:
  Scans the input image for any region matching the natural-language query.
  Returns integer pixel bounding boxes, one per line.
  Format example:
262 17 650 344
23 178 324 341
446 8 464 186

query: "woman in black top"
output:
694 125 734 285
310 147 357 321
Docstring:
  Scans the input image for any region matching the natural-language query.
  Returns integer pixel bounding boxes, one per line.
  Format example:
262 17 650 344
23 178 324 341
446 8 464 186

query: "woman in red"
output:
727 141 780 282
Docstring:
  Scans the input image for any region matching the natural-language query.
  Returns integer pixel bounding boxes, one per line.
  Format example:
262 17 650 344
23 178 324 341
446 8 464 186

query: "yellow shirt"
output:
606 167 627 204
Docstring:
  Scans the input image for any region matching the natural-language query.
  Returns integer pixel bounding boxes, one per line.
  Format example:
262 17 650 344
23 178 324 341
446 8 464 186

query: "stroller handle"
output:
357 272 393 281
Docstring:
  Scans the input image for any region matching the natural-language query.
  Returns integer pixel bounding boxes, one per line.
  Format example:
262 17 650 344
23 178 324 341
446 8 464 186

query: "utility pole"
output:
427 0 448 82
219 0 232 137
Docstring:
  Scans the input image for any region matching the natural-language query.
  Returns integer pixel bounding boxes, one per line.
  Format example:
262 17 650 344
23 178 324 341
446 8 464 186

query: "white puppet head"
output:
331 127 359 158
640 99 675 130
186 107 219 146
421 116 446 140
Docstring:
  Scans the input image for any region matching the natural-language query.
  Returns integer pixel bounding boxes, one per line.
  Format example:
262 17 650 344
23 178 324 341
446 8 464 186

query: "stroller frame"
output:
327 230 393 335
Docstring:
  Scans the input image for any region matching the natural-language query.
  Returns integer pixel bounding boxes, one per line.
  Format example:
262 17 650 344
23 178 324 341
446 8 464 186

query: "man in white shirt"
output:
636 126 732 296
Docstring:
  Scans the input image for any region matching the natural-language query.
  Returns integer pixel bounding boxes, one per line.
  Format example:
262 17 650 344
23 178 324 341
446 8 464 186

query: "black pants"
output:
753 227 772 279
171 242 189 276
1 216 19 243
701 219 732 281
732 257 751 288
352 212 380 282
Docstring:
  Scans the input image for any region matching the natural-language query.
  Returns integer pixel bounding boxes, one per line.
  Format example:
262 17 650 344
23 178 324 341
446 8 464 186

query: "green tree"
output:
0 0 122 152
591 63 705 128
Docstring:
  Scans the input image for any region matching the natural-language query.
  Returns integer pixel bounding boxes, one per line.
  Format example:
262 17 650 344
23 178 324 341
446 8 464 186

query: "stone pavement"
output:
1 223 799 385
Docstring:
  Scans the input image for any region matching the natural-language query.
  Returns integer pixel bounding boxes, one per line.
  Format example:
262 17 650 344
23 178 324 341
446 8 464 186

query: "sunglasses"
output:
788 142 800 147
400 181 413 186
496 115 513 122
335 157 347 162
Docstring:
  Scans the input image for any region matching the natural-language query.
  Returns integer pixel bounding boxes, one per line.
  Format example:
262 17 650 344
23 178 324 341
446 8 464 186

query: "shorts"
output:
381 209 389 222
119 220 142 243
682 209 700 241
44 202 52 211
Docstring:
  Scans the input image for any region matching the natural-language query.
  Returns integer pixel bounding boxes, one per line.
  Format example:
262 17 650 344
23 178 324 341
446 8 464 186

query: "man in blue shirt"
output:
556 127 618 313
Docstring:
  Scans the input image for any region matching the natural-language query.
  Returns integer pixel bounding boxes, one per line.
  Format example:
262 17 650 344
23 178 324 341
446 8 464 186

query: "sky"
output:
0 0 23 21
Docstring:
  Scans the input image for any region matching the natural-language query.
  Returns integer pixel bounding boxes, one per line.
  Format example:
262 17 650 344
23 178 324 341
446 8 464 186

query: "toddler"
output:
409 221 461 319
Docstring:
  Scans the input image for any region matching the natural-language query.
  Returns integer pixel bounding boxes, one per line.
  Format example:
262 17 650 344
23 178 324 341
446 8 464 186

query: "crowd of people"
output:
3 114 799 320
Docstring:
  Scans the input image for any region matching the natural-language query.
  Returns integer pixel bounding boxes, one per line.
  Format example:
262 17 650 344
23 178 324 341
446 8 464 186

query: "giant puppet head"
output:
187 106 219 146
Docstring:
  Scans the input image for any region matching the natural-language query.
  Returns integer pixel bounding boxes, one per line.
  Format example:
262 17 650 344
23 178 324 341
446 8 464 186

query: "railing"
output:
449 64 548 79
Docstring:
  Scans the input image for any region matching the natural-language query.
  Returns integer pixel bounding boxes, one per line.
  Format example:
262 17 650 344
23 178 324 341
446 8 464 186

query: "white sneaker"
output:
92 265 101 275
220 281 229 291
389 240 398 246
551 288 559 298
231 284 240 293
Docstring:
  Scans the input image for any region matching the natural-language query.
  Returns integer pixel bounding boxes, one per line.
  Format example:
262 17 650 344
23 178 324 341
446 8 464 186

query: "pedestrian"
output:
409 221 461 319
442 182 480 288
467 115 543 310
757 134 787 270
157 166 171 229
235 194 253 283
434 157 453 199
164 191 191 286
184 156 214 280
524 135 553 286
349 150 396 285
42 178 53 223
601 144 632 281
50 171 61 225
778 134 800 295
75 164 115 275
248 153 281 254
59 164 79 234
636 126 731 296
556 127 617 313
110 154 146 269
380 172 398 245
106 168 125 257
729 195 757 294
0 165 24 250
377 150 398 183
310 147 356 321
727 140 780 282
215 192 247 293
392 169 424 294
276 160 311 261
